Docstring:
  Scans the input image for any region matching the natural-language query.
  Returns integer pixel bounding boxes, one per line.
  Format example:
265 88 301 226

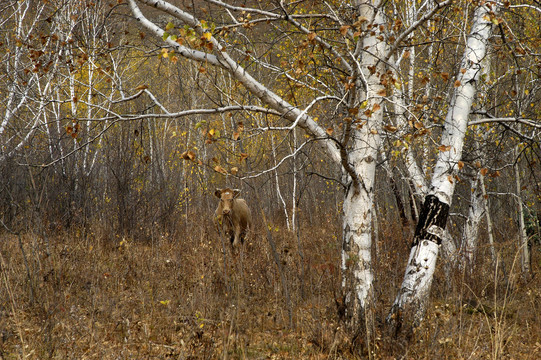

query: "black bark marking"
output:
413 195 449 246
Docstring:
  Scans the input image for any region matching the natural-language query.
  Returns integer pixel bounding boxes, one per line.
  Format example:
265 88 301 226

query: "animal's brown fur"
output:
214 188 252 246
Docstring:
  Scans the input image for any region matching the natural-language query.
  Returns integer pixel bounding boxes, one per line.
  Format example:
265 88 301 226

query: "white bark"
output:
389 3 496 329
0 1 45 161
480 172 497 263
462 170 485 268
515 150 531 276
128 0 342 164
339 0 388 335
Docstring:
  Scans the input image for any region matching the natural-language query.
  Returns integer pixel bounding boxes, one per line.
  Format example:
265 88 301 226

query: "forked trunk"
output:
388 3 496 333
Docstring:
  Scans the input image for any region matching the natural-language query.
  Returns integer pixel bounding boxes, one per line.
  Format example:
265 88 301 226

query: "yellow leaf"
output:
203 32 212 41
230 167 238 175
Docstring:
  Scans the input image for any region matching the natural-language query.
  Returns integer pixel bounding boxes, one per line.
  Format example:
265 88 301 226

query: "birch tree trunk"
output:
462 169 485 269
388 3 496 332
338 0 389 339
515 148 531 277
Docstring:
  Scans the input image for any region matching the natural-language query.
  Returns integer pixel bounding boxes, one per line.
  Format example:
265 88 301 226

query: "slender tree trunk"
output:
462 171 485 270
515 150 531 277
388 3 496 333
479 173 497 263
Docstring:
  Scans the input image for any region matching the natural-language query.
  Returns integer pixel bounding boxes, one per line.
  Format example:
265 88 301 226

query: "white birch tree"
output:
388 2 499 331
125 0 454 339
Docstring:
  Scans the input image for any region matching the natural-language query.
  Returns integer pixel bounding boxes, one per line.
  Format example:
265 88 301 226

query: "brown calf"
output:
214 188 252 246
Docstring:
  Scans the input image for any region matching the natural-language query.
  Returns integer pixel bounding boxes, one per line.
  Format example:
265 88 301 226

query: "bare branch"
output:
468 117 541 129
385 0 452 62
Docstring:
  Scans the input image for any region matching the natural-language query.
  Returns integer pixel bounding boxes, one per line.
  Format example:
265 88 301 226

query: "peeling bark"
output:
388 3 497 333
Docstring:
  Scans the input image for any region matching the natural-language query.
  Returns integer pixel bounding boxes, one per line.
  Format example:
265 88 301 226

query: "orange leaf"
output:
181 150 196 161
340 25 350 36
326 127 334 136
214 165 227 174
480 168 488 176
233 131 240 141
383 125 397 132
441 72 449 81
454 80 461 87
239 153 248 161
457 161 464 170
230 167 239 175
307 32 317 41
447 175 454 184
438 145 452 152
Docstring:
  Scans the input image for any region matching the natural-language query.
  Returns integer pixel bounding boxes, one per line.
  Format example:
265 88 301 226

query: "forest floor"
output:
1 218 540 359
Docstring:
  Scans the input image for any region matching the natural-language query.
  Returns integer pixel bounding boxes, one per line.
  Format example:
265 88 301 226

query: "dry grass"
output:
0 216 540 359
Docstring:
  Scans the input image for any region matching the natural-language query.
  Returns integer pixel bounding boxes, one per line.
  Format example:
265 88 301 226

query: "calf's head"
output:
215 188 241 215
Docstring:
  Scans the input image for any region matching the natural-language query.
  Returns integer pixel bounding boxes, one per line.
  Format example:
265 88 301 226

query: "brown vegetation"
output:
1 214 539 359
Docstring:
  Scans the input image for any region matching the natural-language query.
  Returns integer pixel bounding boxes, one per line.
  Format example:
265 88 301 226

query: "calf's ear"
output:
214 189 222 198
233 189 241 198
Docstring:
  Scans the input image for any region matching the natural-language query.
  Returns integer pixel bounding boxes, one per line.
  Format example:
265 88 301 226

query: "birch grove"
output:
1 0 540 353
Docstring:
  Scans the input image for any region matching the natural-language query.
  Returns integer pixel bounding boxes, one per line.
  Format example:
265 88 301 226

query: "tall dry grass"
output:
0 214 540 359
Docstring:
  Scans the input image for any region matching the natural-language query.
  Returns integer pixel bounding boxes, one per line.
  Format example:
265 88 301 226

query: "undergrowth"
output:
0 216 539 359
